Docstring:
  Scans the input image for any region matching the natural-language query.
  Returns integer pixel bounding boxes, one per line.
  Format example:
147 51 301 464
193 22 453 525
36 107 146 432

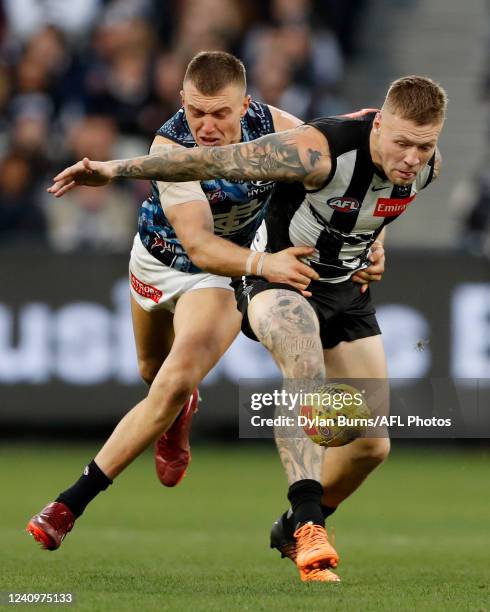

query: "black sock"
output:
56 460 112 518
281 502 337 539
321 504 337 520
287 479 324 529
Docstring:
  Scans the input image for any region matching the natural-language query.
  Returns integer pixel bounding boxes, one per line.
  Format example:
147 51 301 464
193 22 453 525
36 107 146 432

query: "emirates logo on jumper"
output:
130 272 163 303
374 195 416 217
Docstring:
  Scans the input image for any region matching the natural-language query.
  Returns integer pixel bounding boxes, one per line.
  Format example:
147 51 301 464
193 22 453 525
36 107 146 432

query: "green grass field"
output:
1 443 488 611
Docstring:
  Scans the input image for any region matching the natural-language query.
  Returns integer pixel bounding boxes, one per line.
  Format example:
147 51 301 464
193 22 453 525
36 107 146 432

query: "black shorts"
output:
232 277 381 350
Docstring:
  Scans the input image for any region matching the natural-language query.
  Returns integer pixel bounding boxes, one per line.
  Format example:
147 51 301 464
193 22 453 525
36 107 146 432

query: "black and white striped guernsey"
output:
254 109 435 282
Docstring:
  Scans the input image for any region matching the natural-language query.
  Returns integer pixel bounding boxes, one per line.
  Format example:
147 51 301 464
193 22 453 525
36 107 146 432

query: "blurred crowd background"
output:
452 5 490 258
0 1 489 440
0 0 488 255
0 0 367 253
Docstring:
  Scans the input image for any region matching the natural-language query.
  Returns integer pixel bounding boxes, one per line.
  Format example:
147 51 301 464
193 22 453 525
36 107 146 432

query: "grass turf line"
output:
0 444 488 611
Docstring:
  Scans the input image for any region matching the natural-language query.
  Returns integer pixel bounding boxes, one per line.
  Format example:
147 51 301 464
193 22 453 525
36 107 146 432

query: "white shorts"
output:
129 234 233 313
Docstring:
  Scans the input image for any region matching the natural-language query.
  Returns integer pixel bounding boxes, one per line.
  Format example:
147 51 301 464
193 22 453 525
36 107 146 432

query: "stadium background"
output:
1 1 489 609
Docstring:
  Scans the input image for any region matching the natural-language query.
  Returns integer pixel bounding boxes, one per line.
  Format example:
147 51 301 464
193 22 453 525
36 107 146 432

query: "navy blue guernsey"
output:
137 100 275 273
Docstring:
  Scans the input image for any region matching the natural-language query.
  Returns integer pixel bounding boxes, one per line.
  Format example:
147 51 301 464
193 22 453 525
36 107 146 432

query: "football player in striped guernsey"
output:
44 75 446 582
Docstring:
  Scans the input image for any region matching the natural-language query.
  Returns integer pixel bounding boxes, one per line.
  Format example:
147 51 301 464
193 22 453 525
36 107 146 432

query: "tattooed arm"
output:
47 126 332 197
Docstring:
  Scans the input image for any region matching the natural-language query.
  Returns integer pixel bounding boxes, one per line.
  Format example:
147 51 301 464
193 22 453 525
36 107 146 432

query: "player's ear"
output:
373 111 382 131
180 90 185 106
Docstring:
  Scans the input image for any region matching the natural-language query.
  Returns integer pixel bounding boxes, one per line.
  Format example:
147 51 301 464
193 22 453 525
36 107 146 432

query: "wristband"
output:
245 252 257 276
256 253 267 276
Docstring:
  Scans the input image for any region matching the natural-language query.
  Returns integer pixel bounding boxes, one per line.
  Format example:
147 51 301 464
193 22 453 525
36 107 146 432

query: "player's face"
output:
372 110 442 186
181 82 250 147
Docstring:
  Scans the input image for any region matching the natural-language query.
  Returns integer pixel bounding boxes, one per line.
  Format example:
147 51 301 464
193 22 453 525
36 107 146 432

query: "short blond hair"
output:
384 76 447 124
184 51 246 95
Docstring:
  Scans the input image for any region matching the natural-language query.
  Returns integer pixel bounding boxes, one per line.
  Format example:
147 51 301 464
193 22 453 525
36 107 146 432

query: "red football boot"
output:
26 502 75 550
154 388 199 486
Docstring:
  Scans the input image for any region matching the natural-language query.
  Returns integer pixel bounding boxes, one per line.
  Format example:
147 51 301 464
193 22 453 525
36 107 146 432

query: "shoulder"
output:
156 108 195 146
243 100 275 136
266 104 303 132
307 109 377 159
150 135 183 151
292 125 332 190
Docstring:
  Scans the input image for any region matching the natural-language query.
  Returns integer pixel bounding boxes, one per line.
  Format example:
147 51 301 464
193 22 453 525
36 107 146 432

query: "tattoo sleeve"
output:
114 127 326 186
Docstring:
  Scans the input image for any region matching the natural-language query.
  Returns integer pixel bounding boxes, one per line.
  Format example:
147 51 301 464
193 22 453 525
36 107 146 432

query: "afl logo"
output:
327 197 360 213
207 190 227 204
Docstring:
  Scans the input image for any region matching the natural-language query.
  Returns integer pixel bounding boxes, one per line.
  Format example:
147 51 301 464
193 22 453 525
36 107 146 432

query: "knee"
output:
165 369 198 407
148 364 200 422
138 358 161 387
282 354 325 379
352 437 390 467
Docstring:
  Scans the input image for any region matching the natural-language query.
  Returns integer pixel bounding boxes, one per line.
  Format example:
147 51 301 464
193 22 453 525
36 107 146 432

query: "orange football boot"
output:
300 567 341 582
294 522 339 573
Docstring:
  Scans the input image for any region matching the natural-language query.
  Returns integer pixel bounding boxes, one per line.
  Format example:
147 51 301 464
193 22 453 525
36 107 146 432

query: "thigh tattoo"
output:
254 290 324 378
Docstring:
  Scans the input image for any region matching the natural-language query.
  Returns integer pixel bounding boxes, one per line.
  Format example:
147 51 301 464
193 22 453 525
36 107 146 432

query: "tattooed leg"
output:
248 289 326 484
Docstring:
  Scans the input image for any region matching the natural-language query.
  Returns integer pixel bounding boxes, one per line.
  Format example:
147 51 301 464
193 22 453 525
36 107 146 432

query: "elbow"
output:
186 242 208 270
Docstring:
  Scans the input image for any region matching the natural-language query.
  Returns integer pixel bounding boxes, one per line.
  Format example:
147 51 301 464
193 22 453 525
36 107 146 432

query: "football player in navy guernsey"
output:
43 75 445 584
123 51 318 493
27 51 351 583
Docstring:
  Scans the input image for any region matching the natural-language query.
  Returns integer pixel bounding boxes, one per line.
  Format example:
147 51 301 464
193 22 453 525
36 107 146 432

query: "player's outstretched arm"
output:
48 126 332 197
